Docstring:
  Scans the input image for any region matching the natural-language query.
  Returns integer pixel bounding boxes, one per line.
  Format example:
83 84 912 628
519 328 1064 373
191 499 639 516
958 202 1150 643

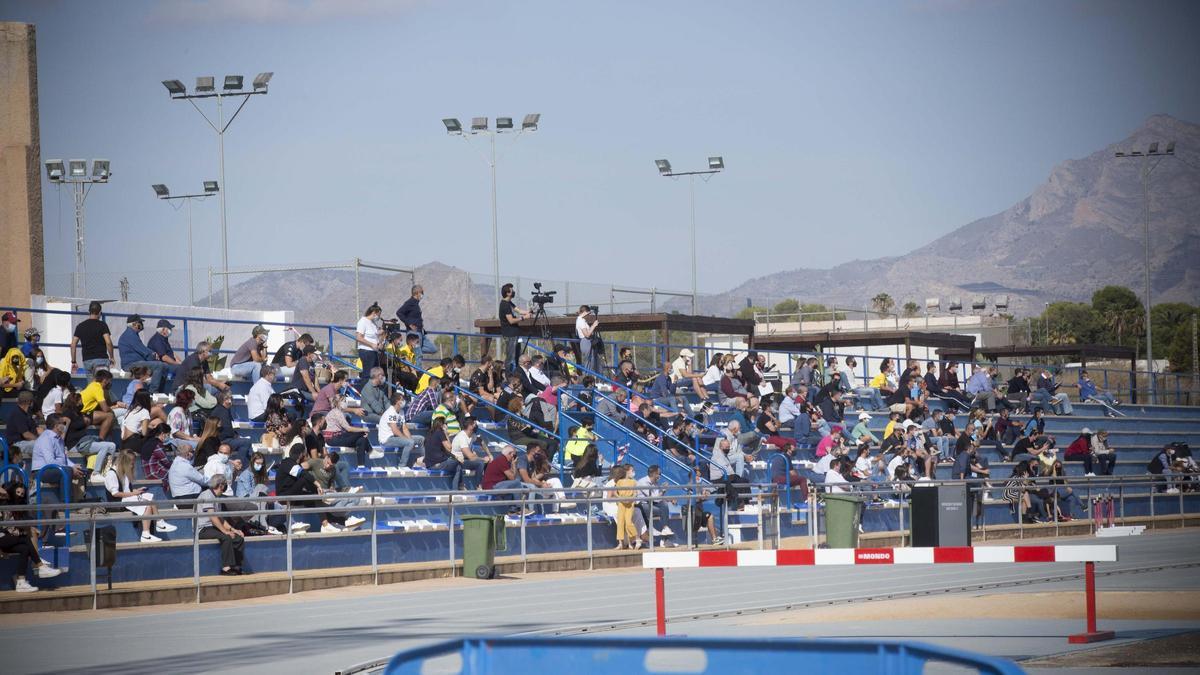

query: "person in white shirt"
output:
103 451 176 542
355 302 384 389
246 365 276 421
814 448 839 476
450 417 489 489
378 391 424 468
823 458 850 493
40 370 71 417
778 386 802 427
575 305 599 371
700 353 723 396
203 442 234 484
670 349 707 399
529 355 551 388
843 356 886 411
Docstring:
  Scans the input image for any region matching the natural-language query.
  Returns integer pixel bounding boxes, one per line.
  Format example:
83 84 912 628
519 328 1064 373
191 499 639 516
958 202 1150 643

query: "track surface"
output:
5 530 1198 675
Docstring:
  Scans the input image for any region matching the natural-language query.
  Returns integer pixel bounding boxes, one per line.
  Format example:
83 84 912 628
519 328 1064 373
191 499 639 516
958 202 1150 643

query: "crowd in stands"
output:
0 291 1197 589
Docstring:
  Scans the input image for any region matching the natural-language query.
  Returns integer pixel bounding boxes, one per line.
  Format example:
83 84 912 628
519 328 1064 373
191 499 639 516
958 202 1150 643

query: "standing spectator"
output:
396 284 437 355
116 315 167 392
379 391 424 468
228 325 269 382
498 283 530 370
70 301 113 374
0 312 20 356
196 475 246 575
246 365 276 422
359 367 388 424
5 391 40 459
355 303 384 389
575 305 600 371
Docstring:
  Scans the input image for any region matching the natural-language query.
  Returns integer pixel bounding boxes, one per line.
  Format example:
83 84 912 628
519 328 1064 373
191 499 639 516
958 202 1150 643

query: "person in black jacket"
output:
210 391 252 464
396 285 437 356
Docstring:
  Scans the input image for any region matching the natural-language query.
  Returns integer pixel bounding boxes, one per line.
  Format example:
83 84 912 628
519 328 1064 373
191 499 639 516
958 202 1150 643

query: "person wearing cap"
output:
670 348 708 399
229 325 270 382
19 326 40 358
147 319 181 367
0 311 22 356
117 314 168 393
850 411 879 447
70 301 114 374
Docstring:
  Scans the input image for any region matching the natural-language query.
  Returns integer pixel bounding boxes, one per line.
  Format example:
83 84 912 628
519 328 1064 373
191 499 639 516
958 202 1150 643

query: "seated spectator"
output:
19 325 40 358
181 366 218 415
147 319 181 370
288 345 320 414
841 356 886 412
35 368 71 419
850 411 880 448
104 450 176 542
312 370 363 417
210 391 252 463
645 361 675 401
116 315 167 393
919 409 951 458
1090 429 1116 476
379 391 424 468
964 364 997 411
671 349 707 399
1147 444 1177 493
0 480 62 592
196 475 247 575
323 393 373 468
823 457 851 493
818 388 845 424
175 341 229 396
480 445 533 513
141 422 174 482
119 390 156 453
417 357 452 395
596 387 629 424
5 390 40 459
451 416 490 489
246 365 277 422
423 417 464 489
228 325 269 382
271 332 314 379
168 436 208 499
528 354 551 390
192 418 222 468
69 302 113 374
871 360 898 398
31 414 86 515
406 374 440 426
1033 368 1073 415
203 443 235 485
1004 462 1047 523
359 367 388 424
0 346 27 398
469 357 501 414
571 443 603 488
1046 459 1083 520
1074 369 1120 416
514 443 565 511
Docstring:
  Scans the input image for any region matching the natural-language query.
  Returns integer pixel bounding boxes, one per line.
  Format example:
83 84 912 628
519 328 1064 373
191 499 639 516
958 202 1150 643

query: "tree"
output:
736 305 770 321
871 293 895 316
902 301 919 317
1091 285 1141 346
772 298 799 321
1151 303 1197 370
1041 302 1102 345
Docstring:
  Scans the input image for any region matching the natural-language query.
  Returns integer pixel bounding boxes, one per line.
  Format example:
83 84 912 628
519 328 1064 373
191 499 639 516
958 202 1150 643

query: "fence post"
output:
448 496 456 577
1068 561 1115 643
193 520 201 604
89 519 97 610
655 567 667 636
371 504 379 585
286 510 294 594
586 489 594 570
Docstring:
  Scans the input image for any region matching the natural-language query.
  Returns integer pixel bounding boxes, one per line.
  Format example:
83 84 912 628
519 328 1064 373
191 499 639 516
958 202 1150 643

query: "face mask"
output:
218 453 230 464
4 324 13 333
36 357 45 365
253 463 264 471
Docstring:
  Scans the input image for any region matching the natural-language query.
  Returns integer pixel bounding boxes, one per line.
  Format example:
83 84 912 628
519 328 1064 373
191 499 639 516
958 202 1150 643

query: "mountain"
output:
685 114 1200 318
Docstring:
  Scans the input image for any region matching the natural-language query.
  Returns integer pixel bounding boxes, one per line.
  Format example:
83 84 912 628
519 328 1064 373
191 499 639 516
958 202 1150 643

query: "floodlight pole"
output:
1115 142 1176 404
156 189 216 306
49 167 109 298
659 165 722 315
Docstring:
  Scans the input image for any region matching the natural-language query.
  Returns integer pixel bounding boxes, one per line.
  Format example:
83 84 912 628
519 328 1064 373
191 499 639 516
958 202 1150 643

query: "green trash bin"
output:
822 493 862 549
461 514 508 579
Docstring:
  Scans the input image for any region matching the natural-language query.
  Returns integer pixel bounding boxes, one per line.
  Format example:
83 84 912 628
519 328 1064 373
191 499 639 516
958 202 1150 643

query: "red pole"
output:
655 567 666 636
1084 561 1097 633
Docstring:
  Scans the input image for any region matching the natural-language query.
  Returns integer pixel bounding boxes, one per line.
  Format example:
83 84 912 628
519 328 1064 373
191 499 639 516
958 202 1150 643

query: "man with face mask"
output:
147 319 180 367
203 442 235 485
117 315 168 393
0 311 20 356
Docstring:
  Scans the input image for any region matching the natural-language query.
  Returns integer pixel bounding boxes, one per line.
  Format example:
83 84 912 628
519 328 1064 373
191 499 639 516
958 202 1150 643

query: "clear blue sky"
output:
6 0 1200 297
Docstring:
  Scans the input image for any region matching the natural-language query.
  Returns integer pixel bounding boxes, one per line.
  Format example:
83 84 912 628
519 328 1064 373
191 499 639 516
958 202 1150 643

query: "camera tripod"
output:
517 301 554 362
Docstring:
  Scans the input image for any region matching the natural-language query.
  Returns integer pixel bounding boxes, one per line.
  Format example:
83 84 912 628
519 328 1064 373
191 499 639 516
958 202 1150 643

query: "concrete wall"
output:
0 22 44 309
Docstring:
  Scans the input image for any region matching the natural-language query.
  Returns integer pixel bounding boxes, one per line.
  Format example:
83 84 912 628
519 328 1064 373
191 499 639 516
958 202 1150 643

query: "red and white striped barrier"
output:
642 545 1117 568
645 545 1118 644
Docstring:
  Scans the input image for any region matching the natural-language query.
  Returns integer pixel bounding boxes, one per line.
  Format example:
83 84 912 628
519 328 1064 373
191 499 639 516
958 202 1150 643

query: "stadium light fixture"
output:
1113 139 1178 403
92 159 110 181
443 112 543 305
654 156 727 313
925 297 940 311
152 184 169 198
162 68 274 308
204 180 219 193
152 180 218 306
708 156 724 170
994 295 1009 311
68 159 87 177
655 159 672 175
44 159 65 182
971 297 987 311
948 298 963 312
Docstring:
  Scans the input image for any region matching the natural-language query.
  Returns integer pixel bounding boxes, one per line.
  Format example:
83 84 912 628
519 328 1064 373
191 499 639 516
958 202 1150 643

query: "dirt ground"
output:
1023 630 1200 668
743 590 1200 625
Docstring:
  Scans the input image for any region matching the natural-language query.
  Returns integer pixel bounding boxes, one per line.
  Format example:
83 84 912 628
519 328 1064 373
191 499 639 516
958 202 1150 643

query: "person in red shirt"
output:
482 446 534 515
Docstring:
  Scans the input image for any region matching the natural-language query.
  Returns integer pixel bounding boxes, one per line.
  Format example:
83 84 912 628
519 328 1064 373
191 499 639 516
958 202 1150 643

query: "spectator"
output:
38 369 72 418
824 457 851 493
1091 429 1116 476
432 389 463 437
180 366 218 416
571 443 602 488
354 303 385 389
423 417 464 489
176 341 229 396
1033 368 1073 415
575 305 600 371
636 465 673 537
386 331 421 392
203 442 235 485
289 345 320 414
69 301 113 374
514 443 564 511
17 325 39 358
116 314 167 392
1005 368 1032 411
31 415 84 532
5 390 40 459
1075 369 1120 416
1148 444 1177 493
379 391 424 468
1004 463 1046 523
324 393 373 468
528 354 552 391
247 365 277 422
120 390 155 452
312 371 360 417
80 369 123 439
407 375 441 426
1064 427 1098 475
480 445 528 511
469 357 501 416
359 367 388 424
146 319 180 368
262 394 293 443
416 357 451 395
271 332 313 379
498 283 531 370
103 451 175 542
671 349 707 399
0 312 20 356
0 345 27 398
210 391 253 463
196 475 246 575
396 284 437 355
451 417 490 488
166 388 199 453
23 346 50 391
850 411 879 447
1047 460 1084 520
840 356 886 411
228 325 269 382
612 465 640 550
818 388 845 424
964 364 997 412
0 480 62 592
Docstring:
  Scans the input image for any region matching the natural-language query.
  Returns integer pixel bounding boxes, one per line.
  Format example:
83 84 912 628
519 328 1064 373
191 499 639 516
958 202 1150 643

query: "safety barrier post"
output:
1068 561 1115 643
654 567 666 636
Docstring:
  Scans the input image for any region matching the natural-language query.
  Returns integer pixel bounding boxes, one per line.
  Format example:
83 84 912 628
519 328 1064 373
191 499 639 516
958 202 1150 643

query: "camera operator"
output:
355 302 385 389
575 305 600 371
499 283 530 372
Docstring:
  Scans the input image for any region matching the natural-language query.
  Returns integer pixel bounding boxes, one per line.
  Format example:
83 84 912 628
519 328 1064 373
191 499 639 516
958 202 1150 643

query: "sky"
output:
6 0 1200 301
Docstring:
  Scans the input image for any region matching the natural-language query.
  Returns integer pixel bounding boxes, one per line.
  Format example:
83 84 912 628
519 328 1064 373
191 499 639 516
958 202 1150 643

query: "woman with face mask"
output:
1 480 62 592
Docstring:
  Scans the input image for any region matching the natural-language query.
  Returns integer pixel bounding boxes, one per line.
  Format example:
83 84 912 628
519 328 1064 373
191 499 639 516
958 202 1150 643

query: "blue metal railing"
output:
34 464 70 567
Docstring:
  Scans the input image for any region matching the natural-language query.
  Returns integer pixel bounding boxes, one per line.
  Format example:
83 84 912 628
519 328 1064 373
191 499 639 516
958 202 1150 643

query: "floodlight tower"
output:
151 181 219 305
44 159 111 298
655 156 725 314
162 72 273 308
442 114 540 306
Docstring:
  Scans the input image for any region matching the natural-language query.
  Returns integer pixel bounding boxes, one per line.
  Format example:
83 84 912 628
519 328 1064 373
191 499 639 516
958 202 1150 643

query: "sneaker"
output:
659 526 674 536
343 516 366 531
156 520 178 533
349 486 364 494
88 473 106 485
1085 472 1096 477
266 526 283 535
1165 488 1181 495
356 465 366 469
35 564 61 579
140 532 162 543
291 522 311 533
14 578 37 593
321 523 342 533
368 450 385 460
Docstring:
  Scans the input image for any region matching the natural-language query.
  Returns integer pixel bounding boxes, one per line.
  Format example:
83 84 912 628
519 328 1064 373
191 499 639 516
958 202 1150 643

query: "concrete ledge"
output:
4 514 1196 614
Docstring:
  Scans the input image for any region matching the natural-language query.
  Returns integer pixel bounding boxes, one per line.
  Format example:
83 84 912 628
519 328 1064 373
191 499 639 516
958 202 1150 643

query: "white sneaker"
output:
1085 472 1096 477
321 523 342 533
1165 488 1181 495
35 564 61 579
140 532 162 543
349 486 364 494
343 516 366 531
156 520 178 533
356 465 366 469
659 526 674 536
291 522 311 533
712 536 725 545
368 450 385 460
14 578 37 593
266 526 283 535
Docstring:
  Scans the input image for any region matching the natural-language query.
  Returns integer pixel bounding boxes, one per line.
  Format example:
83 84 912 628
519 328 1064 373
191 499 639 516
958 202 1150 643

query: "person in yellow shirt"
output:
385 332 422 391
415 360 447 395
614 465 639 550
80 369 123 440
563 419 596 463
